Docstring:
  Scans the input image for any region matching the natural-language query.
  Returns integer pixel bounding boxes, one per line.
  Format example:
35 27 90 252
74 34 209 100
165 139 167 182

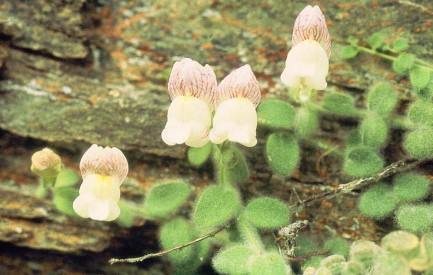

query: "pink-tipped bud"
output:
292 5 331 57
216 64 261 107
167 58 217 106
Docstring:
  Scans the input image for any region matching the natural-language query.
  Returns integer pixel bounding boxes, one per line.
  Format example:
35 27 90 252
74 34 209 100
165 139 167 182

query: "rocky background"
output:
1 0 432 274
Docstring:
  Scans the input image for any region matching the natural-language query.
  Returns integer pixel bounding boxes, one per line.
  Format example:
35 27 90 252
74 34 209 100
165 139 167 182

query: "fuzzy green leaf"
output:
360 113 389 149
257 99 296 129
116 200 138 227
367 32 386 49
212 244 254 275
294 108 319 138
393 172 431 202
371 252 411 275
266 133 300 176
392 38 410 52
350 240 382 270
340 46 359 59
244 197 290 229
410 67 431 89
396 204 433 233
322 92 356 115
408 99 433 126
187 143 212 167
392 53 415 74
358 183 397 219
367 82 398 116
403 127 433 159
248 252 289 275
160 218 197 264
53 187 78 216
319 255 346 274
193 185 241 230
344 146 384 177
144 181 191 219
55 168 80 188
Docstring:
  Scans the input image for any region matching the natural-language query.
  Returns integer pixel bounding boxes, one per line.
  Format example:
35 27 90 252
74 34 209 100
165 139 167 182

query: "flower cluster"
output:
73 144 128 221
281 5 331 101
162 58 261 148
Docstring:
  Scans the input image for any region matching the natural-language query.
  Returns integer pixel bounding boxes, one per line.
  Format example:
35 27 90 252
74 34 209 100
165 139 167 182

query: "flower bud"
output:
31 148 62 179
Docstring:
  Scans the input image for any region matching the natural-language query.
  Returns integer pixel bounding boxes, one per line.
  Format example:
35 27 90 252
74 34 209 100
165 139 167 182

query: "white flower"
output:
281 5 331 97
162 58 217 147
73 144 128 221
209 65 261 147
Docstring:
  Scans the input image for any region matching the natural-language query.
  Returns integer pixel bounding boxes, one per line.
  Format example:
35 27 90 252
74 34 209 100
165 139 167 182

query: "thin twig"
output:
109 224 228 264
294 159 424 208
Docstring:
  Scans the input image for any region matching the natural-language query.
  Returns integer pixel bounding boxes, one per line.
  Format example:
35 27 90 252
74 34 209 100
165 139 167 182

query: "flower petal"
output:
292 5 331 57
80 145 128 182
162 96 212 147
217 64 261 106
210 98 257 147
168 58 217 106
281 40 329 91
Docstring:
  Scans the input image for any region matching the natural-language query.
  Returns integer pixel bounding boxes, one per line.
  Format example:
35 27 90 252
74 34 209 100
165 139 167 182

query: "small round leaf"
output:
340 46 359 59
393 172 431 202
55 169 80 188
53 187 79 216
187 143 212 167
160 218 197 264
410 67 431 89
407 99 433 126
358 183 397 219
257 99 296 129
403 127 433 159
360 113 389 149
367 82 398 116
294 108 319 138
392 53 415 74
212 244 254 275
344 146 384 177
396 204 433 233
322 92 356 115
244 197 290 229
248 252 289 275
266 133 300 176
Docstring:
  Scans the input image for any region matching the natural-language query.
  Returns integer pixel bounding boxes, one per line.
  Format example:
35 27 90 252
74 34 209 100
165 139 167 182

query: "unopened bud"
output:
31 148 62 179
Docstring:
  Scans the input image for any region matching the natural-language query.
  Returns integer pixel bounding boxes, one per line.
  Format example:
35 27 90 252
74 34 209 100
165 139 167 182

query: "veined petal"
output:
80 144 128 182
161 96 211 147
281 40 329 91
168 58 217 106
210 98 257 147
217 64 261 107
292 5 331 57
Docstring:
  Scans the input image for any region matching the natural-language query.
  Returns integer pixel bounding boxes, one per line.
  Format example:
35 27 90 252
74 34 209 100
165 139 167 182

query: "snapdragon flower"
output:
209 65 261 147
281 5 331 101
73 144 128 221
162 58 217 147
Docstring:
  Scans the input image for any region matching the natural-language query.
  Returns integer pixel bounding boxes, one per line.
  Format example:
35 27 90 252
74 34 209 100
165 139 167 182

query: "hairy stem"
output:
237 215 264 252
109 223 228 264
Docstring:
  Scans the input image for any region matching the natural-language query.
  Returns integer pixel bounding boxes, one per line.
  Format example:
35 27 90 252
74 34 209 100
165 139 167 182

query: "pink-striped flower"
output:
162 58 217 147
73 144 128 221
281 5 331 100
210 65 261 147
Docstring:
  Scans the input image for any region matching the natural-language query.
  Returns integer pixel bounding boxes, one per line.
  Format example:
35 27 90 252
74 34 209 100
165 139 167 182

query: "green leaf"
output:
322 92 356 115
367 82 398 116
346 129 362 148
187 142 212 167
160 218 197 265
53 186 78 216
222 145 249 184
193 185 241 230
403 127 433 159
392 53 415 74
358 183 397 219
392 38 410 52
257 99 296 129
324 237 350 257
410 67 431 89
347 36 359 46
266 133 300 176
248 252 289 275
294 108 319 138
359 112 389 149
116 200 138 227
350 240 382 270
340 45 359 59
244 197 290 229
144 181 191 219
407 99 433 126
371 252 411 275
344 146 384 177
319 255 346 274
396 204 433 233
55 168 80 188
392 172 431 202
367 32 387 49
212 244 254 275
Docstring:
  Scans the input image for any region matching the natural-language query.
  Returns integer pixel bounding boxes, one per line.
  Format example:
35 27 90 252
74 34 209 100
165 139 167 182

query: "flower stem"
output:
237 215 264 253
212 143 234 190
35 178 49 199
